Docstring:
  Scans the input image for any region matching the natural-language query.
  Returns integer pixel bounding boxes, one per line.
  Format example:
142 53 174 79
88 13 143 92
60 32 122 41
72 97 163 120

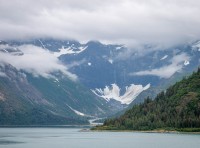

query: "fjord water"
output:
0 128 200 148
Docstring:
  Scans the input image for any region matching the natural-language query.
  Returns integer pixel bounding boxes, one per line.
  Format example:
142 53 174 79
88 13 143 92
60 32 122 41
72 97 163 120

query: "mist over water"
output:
0 128 200 148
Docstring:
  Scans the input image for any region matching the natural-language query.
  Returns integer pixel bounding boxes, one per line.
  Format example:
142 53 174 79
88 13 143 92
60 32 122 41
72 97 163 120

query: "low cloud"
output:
66 59 86 69
0 45 77 80
130 53 190 78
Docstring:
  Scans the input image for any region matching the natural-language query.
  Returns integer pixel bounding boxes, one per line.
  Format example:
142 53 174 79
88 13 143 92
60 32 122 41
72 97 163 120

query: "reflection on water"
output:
0 139 23 145
0 127 199 148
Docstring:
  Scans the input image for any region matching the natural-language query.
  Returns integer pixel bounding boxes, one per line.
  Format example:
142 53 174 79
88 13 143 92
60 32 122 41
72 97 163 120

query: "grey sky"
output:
0 0 200 47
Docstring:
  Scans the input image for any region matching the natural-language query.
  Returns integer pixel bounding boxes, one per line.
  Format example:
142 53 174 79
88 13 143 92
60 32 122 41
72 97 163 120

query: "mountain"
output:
7 39 200 105
0 64 114 125
93 68 200 131
0 41 114 125
0 38 200 123
63 40 199 110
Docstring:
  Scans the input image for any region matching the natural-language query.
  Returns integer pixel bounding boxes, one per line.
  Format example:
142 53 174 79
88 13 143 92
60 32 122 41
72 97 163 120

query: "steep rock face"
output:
0 64 86 125
0 42 114 125
26 73 112 117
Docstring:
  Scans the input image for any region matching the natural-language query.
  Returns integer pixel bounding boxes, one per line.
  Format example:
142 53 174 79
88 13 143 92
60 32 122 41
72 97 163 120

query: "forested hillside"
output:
94 68 200 131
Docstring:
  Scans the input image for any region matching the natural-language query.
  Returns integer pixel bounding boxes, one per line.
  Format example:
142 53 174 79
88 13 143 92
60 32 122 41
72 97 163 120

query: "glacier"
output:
91 83 150 105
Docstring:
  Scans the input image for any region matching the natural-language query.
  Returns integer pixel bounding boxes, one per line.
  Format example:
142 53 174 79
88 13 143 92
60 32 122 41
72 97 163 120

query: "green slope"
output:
0 65 111 125
94 68 200 131
27 73 111 117
0 72 88 125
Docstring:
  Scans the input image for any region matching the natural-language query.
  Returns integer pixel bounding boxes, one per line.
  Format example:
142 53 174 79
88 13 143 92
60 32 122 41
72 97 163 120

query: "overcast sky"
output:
0 0 200 47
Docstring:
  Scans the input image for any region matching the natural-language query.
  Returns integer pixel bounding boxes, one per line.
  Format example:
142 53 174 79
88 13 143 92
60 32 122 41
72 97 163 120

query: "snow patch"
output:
67 104 96 118
78 46 88 52
54 45 88 57
184 60 190 66
67 105 85 116
160 55 168 60
73 109 85 116
53 78 59 83
108 59 113 64
116 46 122 50
92 83 150 105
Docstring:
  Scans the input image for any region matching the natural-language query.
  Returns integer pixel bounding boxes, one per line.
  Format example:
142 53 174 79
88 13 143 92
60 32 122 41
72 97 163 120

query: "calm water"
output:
0 128 200 148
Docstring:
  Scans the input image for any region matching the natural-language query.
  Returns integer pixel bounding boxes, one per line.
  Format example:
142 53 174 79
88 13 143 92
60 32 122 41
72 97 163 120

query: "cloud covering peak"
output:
0 0 200 47
130 53 190 78
0 45 77 80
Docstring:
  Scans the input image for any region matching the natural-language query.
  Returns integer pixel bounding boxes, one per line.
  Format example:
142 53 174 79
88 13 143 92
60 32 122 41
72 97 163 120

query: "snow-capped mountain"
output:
53 45 88 57
0 41 115 125
1 39 200 114
56 39 199 106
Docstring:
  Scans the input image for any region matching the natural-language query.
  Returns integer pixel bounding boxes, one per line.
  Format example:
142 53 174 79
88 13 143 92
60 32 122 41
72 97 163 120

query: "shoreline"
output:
1 125 199 134
90 128 200 134
91 130 200 134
